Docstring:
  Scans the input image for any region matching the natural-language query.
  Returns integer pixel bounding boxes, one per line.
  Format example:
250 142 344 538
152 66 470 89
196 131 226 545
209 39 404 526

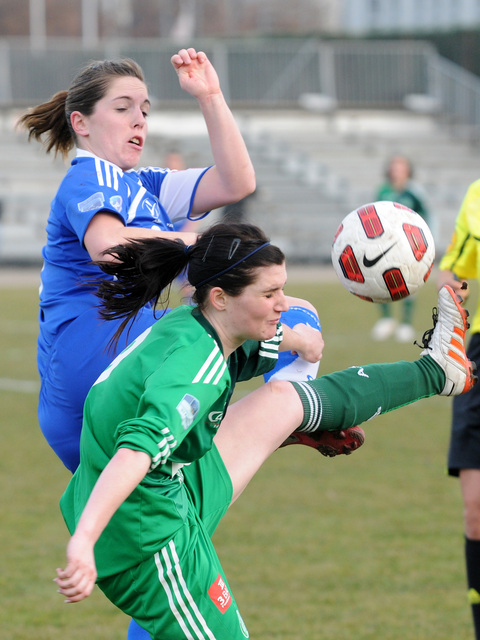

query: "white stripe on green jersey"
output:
192 345 226 385
151 428 178 471
258 324 282 359
155 540 218 640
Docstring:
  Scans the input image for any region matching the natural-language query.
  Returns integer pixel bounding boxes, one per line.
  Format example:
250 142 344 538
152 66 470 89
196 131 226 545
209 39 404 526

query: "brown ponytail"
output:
17 90 72 157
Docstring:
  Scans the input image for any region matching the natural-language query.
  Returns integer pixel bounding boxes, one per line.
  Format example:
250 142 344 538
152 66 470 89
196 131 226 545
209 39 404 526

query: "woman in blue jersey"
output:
19 50 323 640
19 48 325 477
55 221 475 639
17 48 260 474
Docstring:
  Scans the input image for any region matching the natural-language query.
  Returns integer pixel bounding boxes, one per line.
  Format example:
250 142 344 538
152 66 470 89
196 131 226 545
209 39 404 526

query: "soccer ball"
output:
331 201 435 303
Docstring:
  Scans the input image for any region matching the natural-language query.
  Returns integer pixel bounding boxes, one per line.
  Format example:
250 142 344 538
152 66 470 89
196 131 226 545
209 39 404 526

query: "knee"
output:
461 470 480 539
266 378 297 396
464 499 480 540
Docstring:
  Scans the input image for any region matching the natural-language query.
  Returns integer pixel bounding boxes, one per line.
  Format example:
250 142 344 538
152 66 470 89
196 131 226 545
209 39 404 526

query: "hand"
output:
54 534 97 603
171 48 221 101
437 269 469 301
289 323 324 363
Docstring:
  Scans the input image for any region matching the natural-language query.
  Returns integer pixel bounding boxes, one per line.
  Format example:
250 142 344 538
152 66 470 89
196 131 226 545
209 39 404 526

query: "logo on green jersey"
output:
208 411 224 427
176 394 200 430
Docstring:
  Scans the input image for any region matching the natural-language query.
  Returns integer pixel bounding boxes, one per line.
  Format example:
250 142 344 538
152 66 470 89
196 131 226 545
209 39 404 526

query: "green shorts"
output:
98 445 250 639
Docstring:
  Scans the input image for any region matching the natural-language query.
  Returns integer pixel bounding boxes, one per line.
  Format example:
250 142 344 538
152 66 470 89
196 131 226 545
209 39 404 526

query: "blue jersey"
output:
39 150 210 349
37 151 212 474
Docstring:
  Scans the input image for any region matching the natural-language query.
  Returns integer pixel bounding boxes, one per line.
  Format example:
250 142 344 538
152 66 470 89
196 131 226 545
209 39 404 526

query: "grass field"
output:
0 266 475 639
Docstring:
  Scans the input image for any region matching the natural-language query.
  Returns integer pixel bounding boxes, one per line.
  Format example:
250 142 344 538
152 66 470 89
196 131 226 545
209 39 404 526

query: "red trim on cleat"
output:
280 425 365 457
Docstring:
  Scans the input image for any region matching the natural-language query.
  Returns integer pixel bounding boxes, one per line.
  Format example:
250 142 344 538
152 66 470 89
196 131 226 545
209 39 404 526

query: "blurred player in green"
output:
372 154 431 343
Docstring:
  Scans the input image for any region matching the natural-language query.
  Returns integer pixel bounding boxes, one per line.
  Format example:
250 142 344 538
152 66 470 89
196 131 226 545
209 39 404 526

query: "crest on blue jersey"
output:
176 393 200 430
142 197 161 221
78 191 105 212
109 195 123 213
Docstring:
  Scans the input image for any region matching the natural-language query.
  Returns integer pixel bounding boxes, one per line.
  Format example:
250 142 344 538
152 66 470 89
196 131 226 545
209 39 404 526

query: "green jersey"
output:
376 181 429 223
60 305 281 579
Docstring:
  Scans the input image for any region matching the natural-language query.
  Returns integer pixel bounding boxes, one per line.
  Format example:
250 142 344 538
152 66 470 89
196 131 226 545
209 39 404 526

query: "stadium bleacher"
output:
2 106 480 264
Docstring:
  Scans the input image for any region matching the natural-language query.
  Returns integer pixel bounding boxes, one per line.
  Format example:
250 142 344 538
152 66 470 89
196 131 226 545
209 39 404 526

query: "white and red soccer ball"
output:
331 201 435 303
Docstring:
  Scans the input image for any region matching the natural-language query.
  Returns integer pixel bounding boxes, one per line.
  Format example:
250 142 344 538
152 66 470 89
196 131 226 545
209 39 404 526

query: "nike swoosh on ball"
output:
362 243 396 267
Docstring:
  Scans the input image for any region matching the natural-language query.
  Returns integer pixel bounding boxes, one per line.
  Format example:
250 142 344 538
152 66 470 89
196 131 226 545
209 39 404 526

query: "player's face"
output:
76 76 150 170
389 156 410 188
224 263 290 343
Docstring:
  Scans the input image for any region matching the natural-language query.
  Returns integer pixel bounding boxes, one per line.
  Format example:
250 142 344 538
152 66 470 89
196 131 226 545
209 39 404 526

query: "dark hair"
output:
17 58 145 158
95 222 285 345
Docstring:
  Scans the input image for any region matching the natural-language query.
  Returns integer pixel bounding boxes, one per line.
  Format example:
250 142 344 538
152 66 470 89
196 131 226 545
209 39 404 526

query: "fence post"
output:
0 41 12 108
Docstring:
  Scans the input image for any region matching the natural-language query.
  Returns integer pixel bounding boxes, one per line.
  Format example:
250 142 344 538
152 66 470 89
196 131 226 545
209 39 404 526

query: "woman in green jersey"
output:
55 221 476 640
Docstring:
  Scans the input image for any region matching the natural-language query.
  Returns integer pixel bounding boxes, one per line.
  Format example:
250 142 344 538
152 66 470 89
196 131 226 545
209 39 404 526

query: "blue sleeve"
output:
61 166 129 244
138 166 213 223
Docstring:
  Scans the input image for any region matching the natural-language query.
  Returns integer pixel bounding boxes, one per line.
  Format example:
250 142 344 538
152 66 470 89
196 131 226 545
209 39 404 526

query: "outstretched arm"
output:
84 212 199 262
55 448 150 603
171 48 256 215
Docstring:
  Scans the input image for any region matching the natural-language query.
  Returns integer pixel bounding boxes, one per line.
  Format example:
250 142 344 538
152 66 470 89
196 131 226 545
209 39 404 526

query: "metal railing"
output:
3 36 480 263
429 54 480 139
0 37 479 132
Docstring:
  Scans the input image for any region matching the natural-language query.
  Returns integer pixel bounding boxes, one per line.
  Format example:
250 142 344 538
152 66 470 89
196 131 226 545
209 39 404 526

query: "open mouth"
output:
129 137 142 147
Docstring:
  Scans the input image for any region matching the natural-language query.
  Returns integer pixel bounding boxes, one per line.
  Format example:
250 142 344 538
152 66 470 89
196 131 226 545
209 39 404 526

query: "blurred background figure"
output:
371 154 431 343
163 148 187 172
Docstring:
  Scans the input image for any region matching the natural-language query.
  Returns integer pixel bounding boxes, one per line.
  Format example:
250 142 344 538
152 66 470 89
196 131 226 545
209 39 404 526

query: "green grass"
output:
0 270 475 639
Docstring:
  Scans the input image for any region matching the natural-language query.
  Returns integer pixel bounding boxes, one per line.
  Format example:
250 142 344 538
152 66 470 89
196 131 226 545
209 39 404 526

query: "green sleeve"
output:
114 341 230 469
235 324 282 382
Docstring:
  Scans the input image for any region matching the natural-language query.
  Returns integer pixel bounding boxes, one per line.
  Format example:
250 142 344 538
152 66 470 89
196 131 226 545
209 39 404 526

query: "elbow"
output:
199 165 256 211
242 166 256 197
84 213 128 263
245 173 256 198
85 236 120 264
232 170 256 203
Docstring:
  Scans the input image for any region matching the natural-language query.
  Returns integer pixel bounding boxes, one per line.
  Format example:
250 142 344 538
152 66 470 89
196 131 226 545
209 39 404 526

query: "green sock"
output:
401 297 414 324
379 302 391 319
292 355 444 432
